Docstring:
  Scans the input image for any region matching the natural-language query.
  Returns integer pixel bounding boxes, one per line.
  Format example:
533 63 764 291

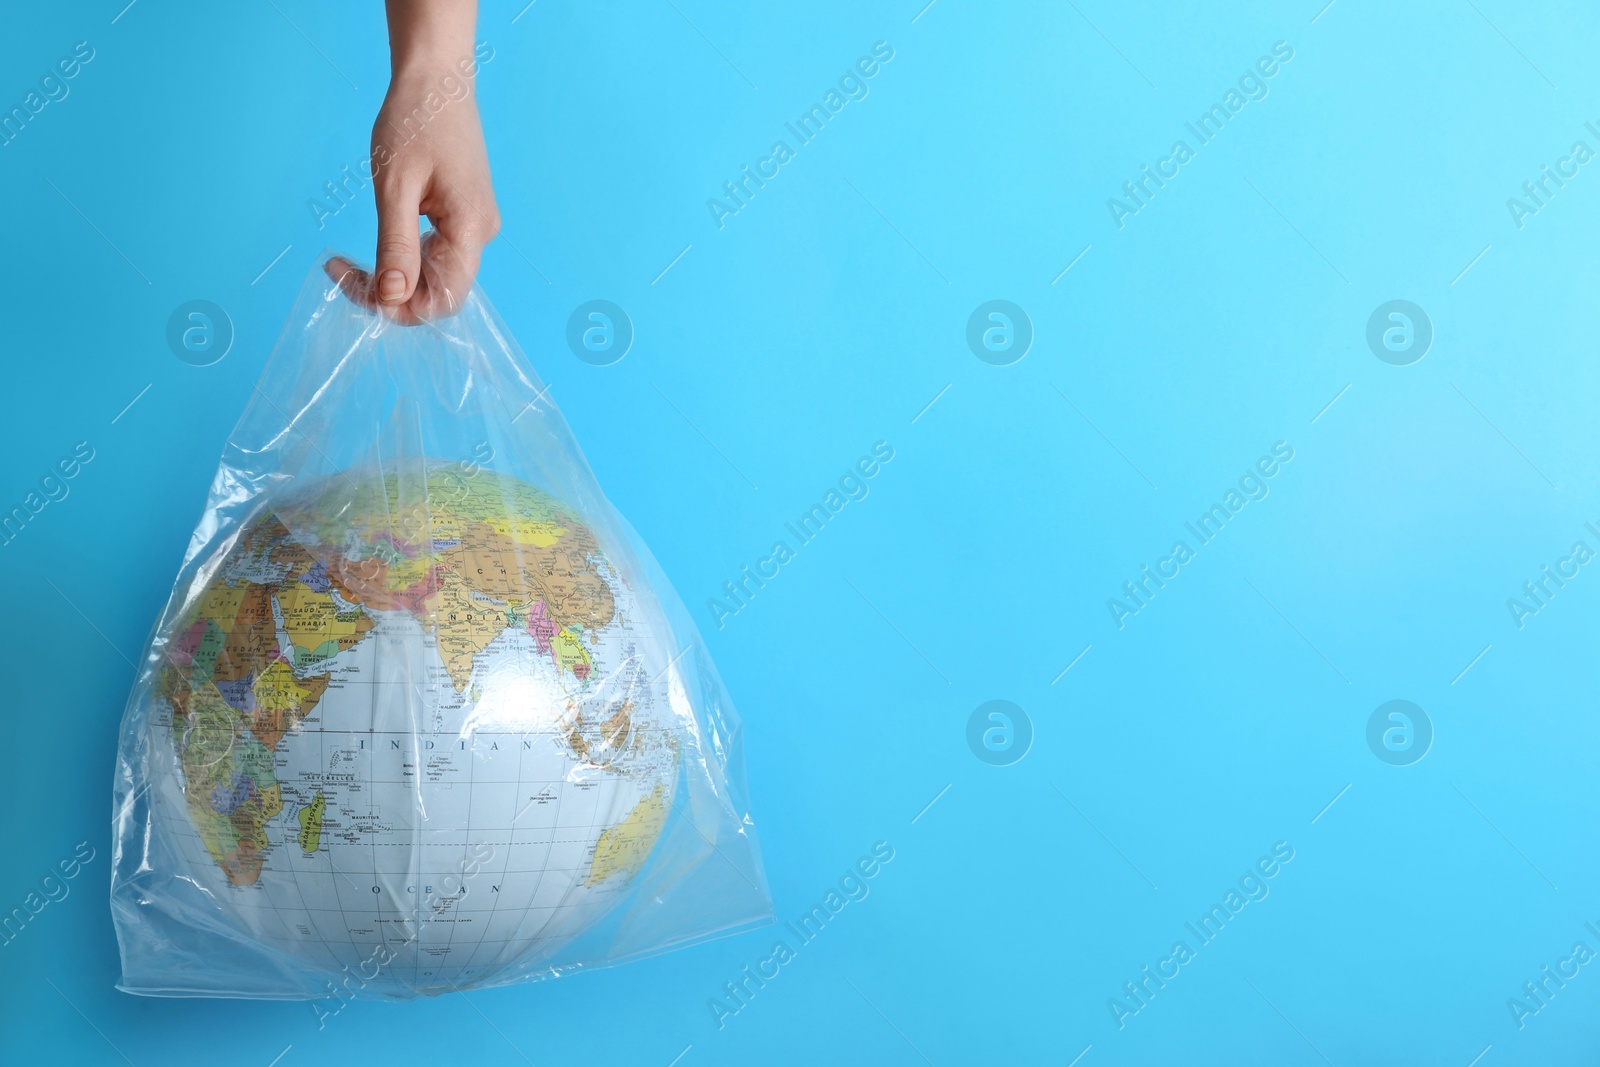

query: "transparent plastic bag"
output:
110 254 772 999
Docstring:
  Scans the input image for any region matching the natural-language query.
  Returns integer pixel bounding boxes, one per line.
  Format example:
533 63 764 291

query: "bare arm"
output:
327 0 499 324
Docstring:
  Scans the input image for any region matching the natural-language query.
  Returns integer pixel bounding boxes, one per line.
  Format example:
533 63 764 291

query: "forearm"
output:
385 0 477 76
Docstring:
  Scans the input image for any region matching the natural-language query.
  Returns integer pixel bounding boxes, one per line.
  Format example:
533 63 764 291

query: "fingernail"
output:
378 269 406 302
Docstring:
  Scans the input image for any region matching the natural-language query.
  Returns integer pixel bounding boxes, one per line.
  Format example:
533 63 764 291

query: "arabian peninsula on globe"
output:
147 461 680 993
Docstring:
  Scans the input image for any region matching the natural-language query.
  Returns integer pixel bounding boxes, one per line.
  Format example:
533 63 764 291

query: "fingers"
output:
322 255 424 326
321 182 496 326
408 174 498 320
409 227 486 321
374 175 423 307
323 256 373 306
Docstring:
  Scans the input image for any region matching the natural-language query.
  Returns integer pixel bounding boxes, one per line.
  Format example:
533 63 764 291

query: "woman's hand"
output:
326 0 497 325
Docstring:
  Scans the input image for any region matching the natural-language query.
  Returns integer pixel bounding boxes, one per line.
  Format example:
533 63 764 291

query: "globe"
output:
146 461 680 995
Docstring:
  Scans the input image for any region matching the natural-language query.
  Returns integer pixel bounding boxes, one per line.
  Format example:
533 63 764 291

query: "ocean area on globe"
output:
109 254 772 1000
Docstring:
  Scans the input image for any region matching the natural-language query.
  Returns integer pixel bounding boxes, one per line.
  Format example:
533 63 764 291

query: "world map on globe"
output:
148 461 680 992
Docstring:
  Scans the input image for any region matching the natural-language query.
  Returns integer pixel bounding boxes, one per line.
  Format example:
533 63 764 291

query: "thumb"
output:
374 178 422 306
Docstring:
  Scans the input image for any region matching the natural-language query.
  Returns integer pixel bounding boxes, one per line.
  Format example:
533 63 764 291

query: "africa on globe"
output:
147 458 680 995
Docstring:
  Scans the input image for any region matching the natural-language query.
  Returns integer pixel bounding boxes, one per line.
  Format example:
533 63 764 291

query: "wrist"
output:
391 44 475 83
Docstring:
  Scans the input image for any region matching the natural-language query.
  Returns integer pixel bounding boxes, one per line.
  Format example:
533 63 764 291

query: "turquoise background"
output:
4 0 1600 1063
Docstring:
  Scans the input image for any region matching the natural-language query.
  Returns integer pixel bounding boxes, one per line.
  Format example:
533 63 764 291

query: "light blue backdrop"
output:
3 1 1600 1063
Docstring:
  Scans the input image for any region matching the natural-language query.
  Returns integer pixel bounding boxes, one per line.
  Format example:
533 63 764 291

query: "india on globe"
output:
147 459 680 995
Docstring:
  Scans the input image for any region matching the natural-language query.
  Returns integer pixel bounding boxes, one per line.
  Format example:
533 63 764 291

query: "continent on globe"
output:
161 514 360 886
586 784 669 886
